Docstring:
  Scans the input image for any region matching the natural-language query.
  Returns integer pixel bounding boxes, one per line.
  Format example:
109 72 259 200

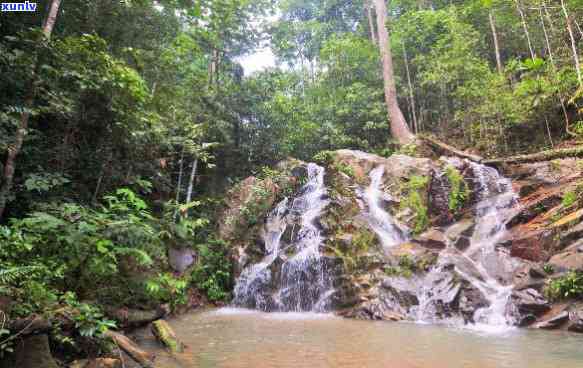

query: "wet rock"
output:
509 229 554 262
331 150 433 188
528 265 547 279
339 299 405 321
559 222 583 250
508 288 550 326
535 311 569 330
428 170 453 226
548 249 583 272
567 305 583 332
168 246 196 273
387 242 438 270
458 284 489 323
444 219 475 251
380 276 420 315
413 228 447 250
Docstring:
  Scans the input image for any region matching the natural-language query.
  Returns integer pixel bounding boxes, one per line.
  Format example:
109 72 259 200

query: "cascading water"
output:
359 166 408 251
415 161 520 328
232 163 336 312
461 162 519 327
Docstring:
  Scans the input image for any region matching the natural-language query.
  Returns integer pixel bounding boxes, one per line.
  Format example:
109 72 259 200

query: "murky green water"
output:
134 308 583 368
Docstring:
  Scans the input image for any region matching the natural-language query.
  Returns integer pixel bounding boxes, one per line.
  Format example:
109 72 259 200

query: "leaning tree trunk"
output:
373 0 414 145
0 0 62 220
489 10 504 75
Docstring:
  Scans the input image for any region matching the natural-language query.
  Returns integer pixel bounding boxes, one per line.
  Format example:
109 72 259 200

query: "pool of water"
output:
134 308 583 368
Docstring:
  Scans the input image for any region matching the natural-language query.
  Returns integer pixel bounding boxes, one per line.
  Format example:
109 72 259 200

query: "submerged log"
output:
151 320 185 353
104 330 155 368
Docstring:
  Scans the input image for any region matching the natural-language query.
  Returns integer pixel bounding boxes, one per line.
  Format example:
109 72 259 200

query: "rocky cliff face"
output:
220 150 583 332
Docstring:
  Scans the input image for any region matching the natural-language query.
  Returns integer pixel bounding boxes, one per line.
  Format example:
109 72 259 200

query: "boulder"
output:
412 228 447 250
535 311 569 330
548 249 583 272
509 229 554 262
14 334 58 368
379 276 420 315
168 246 196 273
444 219 474 251
508 288 550 326
567 304 583 332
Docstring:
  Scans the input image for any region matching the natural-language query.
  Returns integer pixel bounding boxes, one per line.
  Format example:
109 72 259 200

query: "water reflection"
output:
132 309 583 368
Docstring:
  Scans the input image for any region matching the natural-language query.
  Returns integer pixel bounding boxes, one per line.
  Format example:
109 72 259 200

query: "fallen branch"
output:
104 305 169 328
419 135 583 166
418 135 483 162
104 330 155 368
482 146 583 165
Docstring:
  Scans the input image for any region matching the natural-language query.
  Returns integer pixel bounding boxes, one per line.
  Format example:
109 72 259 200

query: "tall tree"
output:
0 0 62 220
488 10 503 74
561 0 582 86
373 0 414 144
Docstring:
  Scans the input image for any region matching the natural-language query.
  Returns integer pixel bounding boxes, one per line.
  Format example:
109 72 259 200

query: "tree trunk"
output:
373 0 414 144
0 0 62 220
515 0 536 60
402 41 418 133
185 158 198 204
561 0 582 86
366 1 377 45
175 148 185 203
489 11 504 75
539 6 554 67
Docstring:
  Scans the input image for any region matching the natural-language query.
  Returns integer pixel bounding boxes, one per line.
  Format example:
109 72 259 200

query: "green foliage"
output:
62 293 117 338
191 239 232 302
543 264 554 275
146 273 189 310
400 176 430 234
313 150 336 165
562 191 579 208
384 255 418 278
0 189 161 314
545 271 583 300
445 165 468 213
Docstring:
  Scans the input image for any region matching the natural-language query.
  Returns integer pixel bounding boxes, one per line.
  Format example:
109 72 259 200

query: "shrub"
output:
545 271 583 300
191 239 232 302
400 175 429 234
445 165 468 213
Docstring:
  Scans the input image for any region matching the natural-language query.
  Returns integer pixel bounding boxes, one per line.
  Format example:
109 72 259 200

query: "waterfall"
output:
360 166 408 251
415 161 519 328
462 162 518 327
233 163 335 312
